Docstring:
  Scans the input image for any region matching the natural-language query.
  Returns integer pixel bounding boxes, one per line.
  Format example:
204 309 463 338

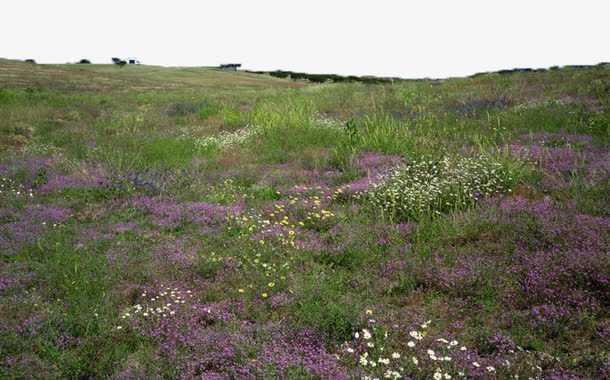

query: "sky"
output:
2 0 608 79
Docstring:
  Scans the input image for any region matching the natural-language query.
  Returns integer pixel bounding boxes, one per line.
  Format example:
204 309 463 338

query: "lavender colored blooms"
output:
127 196 242 229
118 286 346 379
0 270 36 294
510 133 609 187
343 152 403 195
489 197 609 332
0 204 72 254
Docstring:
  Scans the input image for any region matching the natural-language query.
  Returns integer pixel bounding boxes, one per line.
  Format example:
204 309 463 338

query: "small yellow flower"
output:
259 240 265 245
366 309 373 315
262 293 268 298
238 288 245 293
268 282 275 287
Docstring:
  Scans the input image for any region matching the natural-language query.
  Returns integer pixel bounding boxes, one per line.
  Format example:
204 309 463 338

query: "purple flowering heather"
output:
36 174 94 192
342 152 403 195
0 269 36 293
267 292 295 308
118 286 347 379
510 136 609 188
0 204 72 254
485 197 610 331
127 197 242 229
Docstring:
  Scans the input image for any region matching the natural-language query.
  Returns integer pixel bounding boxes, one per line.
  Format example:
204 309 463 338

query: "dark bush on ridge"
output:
270 70 290 79
268 70 392 84
498 68 534 75
290 72 307 81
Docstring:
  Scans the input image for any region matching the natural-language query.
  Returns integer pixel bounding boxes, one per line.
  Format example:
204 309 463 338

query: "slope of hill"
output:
0 59 305 92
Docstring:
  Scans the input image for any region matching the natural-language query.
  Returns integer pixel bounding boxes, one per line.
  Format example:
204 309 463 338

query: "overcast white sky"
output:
2 0 608 78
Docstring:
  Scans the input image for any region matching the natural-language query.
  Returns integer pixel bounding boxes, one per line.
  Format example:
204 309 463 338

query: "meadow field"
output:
0 59 608 379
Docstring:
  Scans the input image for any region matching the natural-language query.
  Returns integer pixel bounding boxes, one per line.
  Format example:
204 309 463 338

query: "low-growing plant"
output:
165 101 199 117
196 102 218 120
362 155 515 221
194 124 263 152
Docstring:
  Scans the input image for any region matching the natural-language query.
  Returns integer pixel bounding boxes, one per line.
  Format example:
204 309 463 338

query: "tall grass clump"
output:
221 105 250 129
246 99 349 164
358 112 414 156
196 101 218 120
357 111 448 158
364 155 515 221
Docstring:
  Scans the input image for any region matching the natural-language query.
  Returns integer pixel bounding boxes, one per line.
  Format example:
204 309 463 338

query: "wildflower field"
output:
0 58 608 379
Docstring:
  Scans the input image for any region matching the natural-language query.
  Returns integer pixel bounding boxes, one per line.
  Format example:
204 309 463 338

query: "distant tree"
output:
270 70 290 79
329 74 348 83
306 74 329 83
290 72 306 81
24 59 36 64
78 59 91 64
219 63 241 70
111 57 127 68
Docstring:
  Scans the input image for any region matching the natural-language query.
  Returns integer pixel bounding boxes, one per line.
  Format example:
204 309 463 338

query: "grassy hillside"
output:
0 59 609 379
0 59 304 92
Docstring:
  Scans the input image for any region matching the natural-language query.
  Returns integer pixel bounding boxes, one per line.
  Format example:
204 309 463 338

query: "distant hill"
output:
0 59 304 92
